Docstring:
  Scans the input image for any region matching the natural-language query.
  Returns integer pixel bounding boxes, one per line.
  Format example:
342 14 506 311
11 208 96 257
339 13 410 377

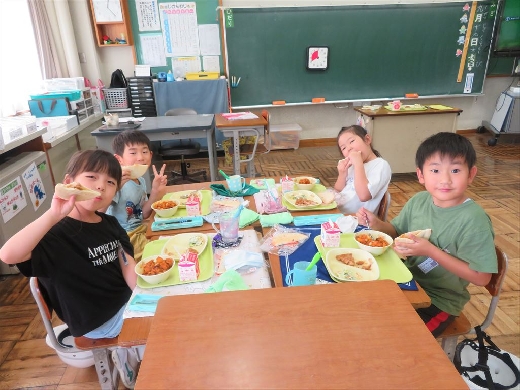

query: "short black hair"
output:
65 149 122 188
112 130 151 156
415 132 476 171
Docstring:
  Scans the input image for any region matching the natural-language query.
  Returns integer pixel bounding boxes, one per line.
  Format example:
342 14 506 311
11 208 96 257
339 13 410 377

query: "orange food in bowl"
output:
298 178 311 184
355 233 389 247
152 200 178 210
141 256 174 276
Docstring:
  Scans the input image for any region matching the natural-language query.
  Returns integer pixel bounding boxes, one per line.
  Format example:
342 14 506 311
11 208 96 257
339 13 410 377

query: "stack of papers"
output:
221 112 258 120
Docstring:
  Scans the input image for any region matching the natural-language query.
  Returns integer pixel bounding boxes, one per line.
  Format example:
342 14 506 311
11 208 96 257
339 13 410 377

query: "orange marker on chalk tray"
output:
312 97 326 103
272 100 286 105
405 93 419 98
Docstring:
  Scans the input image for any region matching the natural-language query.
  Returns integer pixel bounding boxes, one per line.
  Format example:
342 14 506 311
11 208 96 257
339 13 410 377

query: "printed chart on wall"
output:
129 0 222 78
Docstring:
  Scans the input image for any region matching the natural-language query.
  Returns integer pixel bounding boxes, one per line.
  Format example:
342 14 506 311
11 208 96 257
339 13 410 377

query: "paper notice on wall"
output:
0 176 27 223
202 56 220 73
159 2 200 57
22 162 47 211
140 34 167 66
198 24 221 56
136 0 161 31
0 124 4 151
172 57 201 78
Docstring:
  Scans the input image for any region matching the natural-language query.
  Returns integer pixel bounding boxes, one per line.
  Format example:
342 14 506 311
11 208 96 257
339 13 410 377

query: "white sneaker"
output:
112 348 138 389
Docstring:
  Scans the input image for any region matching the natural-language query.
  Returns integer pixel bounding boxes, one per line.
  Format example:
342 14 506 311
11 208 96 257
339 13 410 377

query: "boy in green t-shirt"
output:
357 132 497 336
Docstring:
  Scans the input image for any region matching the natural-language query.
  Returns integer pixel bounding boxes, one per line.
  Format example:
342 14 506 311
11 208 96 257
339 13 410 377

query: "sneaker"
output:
112 348 138 389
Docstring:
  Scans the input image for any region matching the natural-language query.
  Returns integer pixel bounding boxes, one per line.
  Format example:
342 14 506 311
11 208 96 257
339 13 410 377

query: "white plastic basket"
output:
103 88 128 109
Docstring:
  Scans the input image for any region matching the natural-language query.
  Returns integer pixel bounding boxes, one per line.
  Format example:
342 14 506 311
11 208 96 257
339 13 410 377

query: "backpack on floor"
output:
109 69 127 88
454 326 520 390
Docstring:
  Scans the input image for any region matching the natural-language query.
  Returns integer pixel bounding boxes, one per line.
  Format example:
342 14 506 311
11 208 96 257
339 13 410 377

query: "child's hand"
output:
356 207 376 228
394 235 434 258
348 150 364 167
151 164 168 193
121 167 132 187
337 157 351 174
50 194 76 220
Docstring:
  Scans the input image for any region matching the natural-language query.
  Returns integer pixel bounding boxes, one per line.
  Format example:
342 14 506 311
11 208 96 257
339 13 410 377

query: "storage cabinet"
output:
127 77 157 117
88 0 133 47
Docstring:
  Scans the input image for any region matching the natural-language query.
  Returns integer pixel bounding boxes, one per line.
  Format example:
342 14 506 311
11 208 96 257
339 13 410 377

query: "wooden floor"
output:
0 133 518 389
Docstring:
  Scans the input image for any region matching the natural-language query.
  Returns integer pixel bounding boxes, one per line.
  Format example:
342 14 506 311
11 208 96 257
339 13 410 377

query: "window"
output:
0 0 42 117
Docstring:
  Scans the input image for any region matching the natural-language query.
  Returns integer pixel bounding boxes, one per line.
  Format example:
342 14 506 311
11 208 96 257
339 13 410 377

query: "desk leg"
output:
206 128 217 181
233 132 241 176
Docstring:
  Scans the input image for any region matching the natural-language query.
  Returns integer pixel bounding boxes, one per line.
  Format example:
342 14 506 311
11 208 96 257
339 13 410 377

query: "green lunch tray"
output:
161 190 212 217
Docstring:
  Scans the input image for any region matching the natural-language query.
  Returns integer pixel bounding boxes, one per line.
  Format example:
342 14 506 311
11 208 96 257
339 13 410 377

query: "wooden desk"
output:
136 281 465 389
354 106 462 173
215 112 268 177
91 115 218 181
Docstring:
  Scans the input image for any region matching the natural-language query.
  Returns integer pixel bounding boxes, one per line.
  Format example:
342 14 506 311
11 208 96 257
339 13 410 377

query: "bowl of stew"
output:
354 230 393 256
135 255 174 285
151 199 179 218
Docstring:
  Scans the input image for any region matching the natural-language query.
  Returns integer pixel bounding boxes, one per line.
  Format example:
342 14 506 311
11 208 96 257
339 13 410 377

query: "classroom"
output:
0 0 519 388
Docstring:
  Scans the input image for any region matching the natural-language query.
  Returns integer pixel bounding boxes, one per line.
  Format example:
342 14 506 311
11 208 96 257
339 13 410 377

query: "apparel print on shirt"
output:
418 246 451 274
125 200 142 222
88 239 120 266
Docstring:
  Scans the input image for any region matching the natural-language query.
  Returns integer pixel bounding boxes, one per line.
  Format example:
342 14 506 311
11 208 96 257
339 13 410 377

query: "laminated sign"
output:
22 162 46 211
0 177 27 223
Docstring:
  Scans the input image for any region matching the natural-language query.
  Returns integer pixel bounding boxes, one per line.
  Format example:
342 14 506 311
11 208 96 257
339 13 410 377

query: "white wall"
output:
68 0 515 139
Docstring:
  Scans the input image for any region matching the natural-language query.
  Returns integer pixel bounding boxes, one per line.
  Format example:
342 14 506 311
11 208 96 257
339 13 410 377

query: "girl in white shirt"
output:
334 125 391 215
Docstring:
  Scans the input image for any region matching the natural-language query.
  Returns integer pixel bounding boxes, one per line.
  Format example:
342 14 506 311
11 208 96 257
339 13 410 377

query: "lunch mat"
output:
314 234 413 284
162 190 212 216
137 237 214 289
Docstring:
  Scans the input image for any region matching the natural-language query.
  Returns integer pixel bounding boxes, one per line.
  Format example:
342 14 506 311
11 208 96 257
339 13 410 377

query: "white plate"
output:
167 190 202 208
325 248 379 282
283 190 322 208
161 233 208 259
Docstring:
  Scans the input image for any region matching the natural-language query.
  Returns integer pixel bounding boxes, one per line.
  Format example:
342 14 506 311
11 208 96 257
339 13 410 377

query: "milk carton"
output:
178 250 200 282
280 175 294 193
186 193 201 216
321 221 341 247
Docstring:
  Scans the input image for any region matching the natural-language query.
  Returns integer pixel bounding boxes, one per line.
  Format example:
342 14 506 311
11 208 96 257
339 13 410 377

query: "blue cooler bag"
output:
28 98 71 118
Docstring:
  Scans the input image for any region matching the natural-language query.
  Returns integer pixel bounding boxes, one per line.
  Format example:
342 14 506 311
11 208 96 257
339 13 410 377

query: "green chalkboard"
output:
226 2 496 107
127 0 222 75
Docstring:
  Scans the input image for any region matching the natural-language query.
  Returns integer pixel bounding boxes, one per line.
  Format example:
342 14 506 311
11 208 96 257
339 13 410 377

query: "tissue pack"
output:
178 250 200 282
321 221 341 247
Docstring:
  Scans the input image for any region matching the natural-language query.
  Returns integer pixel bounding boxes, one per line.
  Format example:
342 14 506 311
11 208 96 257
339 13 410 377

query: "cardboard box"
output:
321 221 341 247
268 124 302 150
36 115 78 141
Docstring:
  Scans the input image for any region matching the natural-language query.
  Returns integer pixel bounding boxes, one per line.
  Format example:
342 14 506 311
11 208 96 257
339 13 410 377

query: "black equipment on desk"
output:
98 123 141 131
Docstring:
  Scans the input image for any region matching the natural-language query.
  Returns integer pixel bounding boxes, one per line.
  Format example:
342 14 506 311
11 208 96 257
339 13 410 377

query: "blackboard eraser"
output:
272 100 286 105
405 93 419 98
312 97 326 103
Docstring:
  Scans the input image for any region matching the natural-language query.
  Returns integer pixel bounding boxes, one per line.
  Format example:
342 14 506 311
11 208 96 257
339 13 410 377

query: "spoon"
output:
219 170 230 180
305 252 322 271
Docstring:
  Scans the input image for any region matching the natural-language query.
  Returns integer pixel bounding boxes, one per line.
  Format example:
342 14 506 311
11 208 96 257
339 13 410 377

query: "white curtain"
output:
0 0 43 116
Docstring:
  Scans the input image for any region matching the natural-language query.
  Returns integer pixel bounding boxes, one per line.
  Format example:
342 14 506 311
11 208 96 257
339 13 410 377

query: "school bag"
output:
109 69 127 88
454 326 520 389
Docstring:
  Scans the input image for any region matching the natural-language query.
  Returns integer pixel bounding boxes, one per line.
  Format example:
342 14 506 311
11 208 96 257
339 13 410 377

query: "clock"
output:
92 0 123 23
306 46 329 70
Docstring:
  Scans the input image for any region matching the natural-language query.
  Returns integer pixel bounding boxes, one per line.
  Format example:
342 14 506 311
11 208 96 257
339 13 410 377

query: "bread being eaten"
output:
55 182 100 202
394 229 432 244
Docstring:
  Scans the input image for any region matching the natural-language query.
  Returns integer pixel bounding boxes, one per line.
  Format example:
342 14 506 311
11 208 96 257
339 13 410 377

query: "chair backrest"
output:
261 109 271 152
165 108 197 116
470 245 508 333
376 191 391 221
29 277 81 353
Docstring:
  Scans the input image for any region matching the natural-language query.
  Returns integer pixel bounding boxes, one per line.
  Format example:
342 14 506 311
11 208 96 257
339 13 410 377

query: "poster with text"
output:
159 2 200 57
22 162 47 211
0 177 27 223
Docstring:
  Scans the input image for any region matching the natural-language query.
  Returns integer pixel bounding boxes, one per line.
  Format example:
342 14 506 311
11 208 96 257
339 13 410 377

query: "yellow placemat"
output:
314 234 412 283
428 104 453 110
384 104 428 112
137 238 214 288
162 190 212 216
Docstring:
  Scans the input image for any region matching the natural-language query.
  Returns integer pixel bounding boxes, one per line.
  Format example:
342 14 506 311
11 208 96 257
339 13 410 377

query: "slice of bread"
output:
271 232 307 247
394 229 432 244
55 182 100 202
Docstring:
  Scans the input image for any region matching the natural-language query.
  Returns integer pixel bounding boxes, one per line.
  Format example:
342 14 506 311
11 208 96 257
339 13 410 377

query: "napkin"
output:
293 213 344 227
239 208 260 228
222 250 265 272
128 294 163 313
205 269 249 293
210 183 260 197
260 212 293 227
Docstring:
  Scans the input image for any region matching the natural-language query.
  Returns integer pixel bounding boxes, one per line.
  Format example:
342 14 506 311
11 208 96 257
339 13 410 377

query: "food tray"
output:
162 190 212 216
137 237 213 288
384 104 428 112
314 234 412 283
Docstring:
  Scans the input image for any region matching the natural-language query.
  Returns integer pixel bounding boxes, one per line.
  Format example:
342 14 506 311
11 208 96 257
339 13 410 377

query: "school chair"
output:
159 108 207 184
376 190 391 221
227 109 271 177
437 246 508 361
29 277 142 390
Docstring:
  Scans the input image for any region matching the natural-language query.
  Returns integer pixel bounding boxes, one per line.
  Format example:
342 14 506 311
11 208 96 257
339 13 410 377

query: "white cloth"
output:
337 157 391 214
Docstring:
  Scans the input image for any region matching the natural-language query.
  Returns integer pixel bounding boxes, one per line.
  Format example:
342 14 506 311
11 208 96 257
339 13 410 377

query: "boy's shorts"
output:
416 304 456 337
128 224 148 263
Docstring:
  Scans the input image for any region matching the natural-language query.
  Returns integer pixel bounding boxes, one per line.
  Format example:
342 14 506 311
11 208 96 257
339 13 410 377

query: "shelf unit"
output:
88 0 133 47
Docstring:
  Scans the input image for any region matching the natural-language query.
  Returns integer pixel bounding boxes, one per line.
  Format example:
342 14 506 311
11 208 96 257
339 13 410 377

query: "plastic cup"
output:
285 261 317 286
212 212 240 243
226 175 246 193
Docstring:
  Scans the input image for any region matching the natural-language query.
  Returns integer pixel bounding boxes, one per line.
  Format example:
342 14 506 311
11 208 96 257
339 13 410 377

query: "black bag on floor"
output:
454 326 520 390
109 69 127 88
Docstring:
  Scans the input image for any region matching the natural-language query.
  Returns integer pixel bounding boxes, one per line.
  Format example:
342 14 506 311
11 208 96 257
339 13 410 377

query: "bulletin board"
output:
127 0 223 78
225 2 498 107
